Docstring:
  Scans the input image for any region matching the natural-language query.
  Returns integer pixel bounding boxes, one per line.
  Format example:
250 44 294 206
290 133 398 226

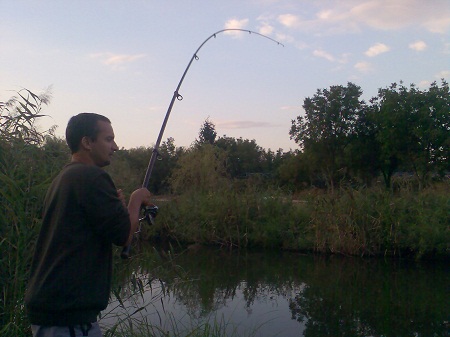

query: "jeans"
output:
31 322 102 337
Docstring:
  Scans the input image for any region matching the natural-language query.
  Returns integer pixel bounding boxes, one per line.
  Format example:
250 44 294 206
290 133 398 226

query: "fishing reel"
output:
139 204 159 226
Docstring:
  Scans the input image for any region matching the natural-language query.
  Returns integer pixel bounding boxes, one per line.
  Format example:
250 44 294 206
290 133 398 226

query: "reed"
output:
0 146 49 336
147 182 449 258
103 309 263 337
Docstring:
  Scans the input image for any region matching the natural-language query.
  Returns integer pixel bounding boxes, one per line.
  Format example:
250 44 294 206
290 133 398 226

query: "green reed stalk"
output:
146 182 449 258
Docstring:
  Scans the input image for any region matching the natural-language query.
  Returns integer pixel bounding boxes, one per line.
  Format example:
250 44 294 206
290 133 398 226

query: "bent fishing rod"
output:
121 29 284 259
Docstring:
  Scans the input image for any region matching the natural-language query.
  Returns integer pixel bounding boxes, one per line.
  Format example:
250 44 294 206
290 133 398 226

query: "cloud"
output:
90 52 145 69
443 43 450 55
422 14 450 34
408 40 427 51
365 43 390 57
312 50 350 64
278 13 300 28
224 18 249 37
276 1 450 35
313 49 335 62
354 61 373 73
217 120 278 129
280 105 300 111
418 80 431 88
258 23 274 36
349 0 450 33
436 70 450 78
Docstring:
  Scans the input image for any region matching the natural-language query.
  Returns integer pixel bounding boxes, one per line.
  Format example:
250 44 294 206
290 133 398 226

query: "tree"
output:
106 137 184 194
290 82 366 191
197 117 217 145
369 80 449 188
169 144 228 194
215 136 264 178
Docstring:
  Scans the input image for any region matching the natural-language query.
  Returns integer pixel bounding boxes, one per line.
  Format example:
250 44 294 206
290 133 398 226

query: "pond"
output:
101 246 449 336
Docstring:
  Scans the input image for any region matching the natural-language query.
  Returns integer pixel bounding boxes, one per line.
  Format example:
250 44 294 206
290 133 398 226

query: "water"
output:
102 246 449 336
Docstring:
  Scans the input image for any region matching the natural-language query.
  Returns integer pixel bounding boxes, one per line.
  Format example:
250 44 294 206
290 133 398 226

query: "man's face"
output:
89 120 119 167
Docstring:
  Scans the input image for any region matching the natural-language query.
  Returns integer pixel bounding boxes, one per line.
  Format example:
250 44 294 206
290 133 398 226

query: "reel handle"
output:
120 205 158 259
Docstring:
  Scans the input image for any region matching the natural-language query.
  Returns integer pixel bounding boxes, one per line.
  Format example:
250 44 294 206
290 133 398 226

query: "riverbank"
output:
144 183 449 259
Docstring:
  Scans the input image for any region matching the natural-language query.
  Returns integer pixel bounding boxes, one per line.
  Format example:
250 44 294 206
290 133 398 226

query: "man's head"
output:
66 113 119 167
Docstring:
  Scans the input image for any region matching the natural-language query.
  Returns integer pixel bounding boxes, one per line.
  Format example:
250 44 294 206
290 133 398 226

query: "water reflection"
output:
102 246 449 336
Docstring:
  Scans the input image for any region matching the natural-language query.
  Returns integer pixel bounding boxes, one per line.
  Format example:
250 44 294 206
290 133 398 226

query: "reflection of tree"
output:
110 246 448 337
288 257 449 337
158 248 301 318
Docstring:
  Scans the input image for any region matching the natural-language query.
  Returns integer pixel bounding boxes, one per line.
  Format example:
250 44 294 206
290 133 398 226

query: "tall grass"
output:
0 89 63 336
103 312 262 337
0 146 50 336
149 182 449 258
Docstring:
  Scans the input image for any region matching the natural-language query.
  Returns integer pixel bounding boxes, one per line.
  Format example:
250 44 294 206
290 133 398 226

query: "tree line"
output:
107 79 449 194
1 80 448 197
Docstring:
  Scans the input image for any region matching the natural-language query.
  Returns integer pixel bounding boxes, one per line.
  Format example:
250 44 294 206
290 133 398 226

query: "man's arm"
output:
125 188 152 246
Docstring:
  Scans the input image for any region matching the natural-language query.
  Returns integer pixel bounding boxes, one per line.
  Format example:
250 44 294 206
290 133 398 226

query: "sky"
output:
1 0 449 152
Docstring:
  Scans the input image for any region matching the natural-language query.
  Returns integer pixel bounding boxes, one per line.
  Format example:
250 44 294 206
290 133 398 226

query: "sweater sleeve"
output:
84 170 131 246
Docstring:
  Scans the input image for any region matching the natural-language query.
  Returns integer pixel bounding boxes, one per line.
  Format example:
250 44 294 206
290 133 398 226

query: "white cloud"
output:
349 0 450 33
436 70 450 79
280 106 299 111
276 1 450 35
317 10 332 20
258 23 274 36
312 50 350 64
354 61 373 73
365 43 390 57
223 18 250 38
217 120 277 129
313 49 335 62
418 80 431 88
89 53 145 69
224 18 249 30
409 40 427 51
275 33 297 45
422 15 450 34
278 13 300 28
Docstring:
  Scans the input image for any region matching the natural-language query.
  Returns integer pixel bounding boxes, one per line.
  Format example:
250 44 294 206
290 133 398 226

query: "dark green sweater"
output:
25 162 131 326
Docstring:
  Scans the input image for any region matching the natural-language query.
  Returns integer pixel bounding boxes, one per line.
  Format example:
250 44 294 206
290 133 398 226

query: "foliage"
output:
196 117 217 145
0 88 54 336
0 88 52 145
290 82 366 191
151 181 449 258
169 144 229 194
289 80 449 190
369 80 449 188
107 137 185 195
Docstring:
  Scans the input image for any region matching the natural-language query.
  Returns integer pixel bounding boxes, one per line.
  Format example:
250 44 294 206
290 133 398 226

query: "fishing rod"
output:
121 29 284 259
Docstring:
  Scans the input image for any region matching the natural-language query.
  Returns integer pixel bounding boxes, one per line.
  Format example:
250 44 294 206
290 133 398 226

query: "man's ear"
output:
80 136 93 150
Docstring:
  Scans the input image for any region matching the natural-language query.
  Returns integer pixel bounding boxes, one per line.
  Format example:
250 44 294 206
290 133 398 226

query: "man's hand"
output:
125 188 152 246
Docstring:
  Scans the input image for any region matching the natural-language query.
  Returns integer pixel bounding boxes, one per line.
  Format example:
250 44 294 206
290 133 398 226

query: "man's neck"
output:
71 152 94 165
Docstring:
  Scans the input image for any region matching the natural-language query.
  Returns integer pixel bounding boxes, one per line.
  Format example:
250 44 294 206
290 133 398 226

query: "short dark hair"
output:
65 113 111 154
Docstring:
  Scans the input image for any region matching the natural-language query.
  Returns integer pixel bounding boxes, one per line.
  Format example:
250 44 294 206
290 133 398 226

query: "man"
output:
25 113 152 337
